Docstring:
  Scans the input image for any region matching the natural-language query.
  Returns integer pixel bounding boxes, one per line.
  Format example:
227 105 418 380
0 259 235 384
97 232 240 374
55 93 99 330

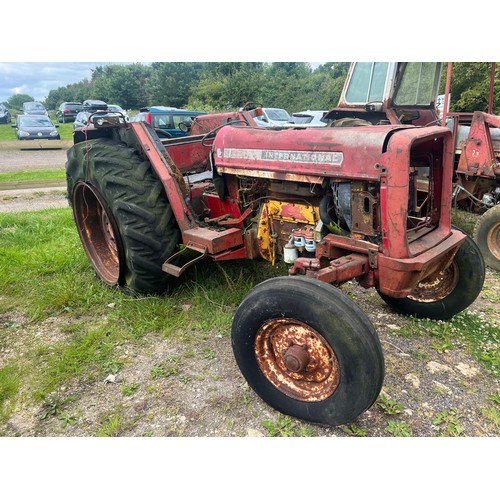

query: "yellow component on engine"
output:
257 200 319 264
265 199 319 225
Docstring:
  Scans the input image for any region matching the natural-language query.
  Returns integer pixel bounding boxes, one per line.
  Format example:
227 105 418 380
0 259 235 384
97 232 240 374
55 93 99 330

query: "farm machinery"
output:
326 61 500 271
66 62 485 427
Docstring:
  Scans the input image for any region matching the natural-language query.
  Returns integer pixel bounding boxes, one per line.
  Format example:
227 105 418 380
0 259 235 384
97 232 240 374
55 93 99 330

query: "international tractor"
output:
326 61 500 271
66 61 485 427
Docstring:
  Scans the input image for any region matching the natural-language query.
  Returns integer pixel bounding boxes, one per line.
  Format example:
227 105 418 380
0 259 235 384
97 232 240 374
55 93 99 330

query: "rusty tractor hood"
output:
212 124 416 182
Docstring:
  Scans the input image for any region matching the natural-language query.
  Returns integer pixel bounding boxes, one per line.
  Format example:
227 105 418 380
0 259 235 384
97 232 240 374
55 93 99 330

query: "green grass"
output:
451 208 479 236
0 123 18 141
0 208 283 421
0 169 66 184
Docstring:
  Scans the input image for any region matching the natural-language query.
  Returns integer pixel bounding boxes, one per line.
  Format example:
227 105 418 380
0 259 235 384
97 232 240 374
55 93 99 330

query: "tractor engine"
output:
210 123 458 296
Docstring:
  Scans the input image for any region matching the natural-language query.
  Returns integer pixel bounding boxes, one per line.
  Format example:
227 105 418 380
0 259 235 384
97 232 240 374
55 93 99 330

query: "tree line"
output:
2 62 499 115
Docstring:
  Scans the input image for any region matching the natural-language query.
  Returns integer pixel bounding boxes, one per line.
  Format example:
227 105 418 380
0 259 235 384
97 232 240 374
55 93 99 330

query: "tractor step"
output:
162 242 208 277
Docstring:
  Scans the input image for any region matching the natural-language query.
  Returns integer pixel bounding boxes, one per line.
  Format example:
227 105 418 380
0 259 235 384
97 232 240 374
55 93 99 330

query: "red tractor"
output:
66 65 485 426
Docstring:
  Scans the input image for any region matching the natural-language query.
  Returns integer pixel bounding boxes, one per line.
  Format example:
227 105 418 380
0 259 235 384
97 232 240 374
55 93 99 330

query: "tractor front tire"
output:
378 234 485 320
66 138 180 294
231 276 384 427
473 204 500 271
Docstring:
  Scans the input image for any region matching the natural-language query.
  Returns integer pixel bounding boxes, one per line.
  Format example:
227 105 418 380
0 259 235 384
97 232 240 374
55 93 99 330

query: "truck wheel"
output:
231 276 384 427
66 138 180 294
473 204 500 271
378 234 485 320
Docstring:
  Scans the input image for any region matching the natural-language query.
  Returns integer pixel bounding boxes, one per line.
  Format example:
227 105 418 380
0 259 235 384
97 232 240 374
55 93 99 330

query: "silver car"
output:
22 101 48 116
287 110 330 127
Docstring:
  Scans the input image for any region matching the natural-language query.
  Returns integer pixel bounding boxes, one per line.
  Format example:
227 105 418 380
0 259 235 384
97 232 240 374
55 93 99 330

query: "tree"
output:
147 62 202 108
90 64 151 109
189 64 265 111
440 62 500 114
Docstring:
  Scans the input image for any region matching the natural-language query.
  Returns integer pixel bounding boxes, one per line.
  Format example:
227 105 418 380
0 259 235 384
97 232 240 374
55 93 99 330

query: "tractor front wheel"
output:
66 138 180 294
377 233 485 320
231 276 384 427
473 204 500 271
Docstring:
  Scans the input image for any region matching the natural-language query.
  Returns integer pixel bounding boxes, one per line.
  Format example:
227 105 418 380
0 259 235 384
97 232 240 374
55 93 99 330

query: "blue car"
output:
131 106 207 138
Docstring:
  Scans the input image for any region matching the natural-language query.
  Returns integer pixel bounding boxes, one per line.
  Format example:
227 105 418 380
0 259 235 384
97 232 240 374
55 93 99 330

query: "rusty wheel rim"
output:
487 220 500 261
254 318 340 402
72 181 121 286
407 261 459 302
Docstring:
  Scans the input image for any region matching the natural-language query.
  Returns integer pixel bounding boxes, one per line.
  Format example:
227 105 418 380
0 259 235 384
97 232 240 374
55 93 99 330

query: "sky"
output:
0 62 116 103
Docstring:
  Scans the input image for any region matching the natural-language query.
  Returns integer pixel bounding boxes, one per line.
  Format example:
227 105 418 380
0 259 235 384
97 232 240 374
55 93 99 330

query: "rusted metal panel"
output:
289 254 369 285
181 227 243 254
380 126 453 259
376 229 465 297
456 112 500 179
163 136 212 173
213 125 399 181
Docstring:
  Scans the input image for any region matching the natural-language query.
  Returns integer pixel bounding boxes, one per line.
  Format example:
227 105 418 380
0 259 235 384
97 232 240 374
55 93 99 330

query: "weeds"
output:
97 414 123 437
385 420 412 437
433 408 465 436
121 384 140 397
58 412 78 428
481 405 500 431
0 365 21 421
262 415 314 437
342 424 367 437
377 393 404 415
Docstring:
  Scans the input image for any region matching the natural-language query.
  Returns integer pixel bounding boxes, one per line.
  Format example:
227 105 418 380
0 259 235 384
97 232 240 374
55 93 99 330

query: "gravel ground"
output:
0 187 68 212
0 146 68 173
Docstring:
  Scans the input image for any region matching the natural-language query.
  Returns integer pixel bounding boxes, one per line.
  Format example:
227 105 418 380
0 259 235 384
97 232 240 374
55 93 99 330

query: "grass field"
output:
0 169 65 183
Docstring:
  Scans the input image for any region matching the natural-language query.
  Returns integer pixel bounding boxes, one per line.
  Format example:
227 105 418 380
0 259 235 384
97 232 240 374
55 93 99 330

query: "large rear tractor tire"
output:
66 138 180 294
473 204 500 271
231 276 384 427
377 233 485 320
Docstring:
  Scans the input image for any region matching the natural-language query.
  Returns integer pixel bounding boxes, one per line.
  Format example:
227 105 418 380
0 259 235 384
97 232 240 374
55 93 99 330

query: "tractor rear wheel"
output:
66 138 180 294
473 204 500 271
377 233 485 320
231 276 384 427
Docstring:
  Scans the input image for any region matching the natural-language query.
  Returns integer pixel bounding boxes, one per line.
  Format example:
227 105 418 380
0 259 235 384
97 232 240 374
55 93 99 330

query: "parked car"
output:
56 102 83 123
130 106 207 138
107 104 129 121
287 110 330 127
254 107 291 127
12 115 60 140
21 101 48 116
74 100 108 129
82 99 108 110
0 104 11 123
